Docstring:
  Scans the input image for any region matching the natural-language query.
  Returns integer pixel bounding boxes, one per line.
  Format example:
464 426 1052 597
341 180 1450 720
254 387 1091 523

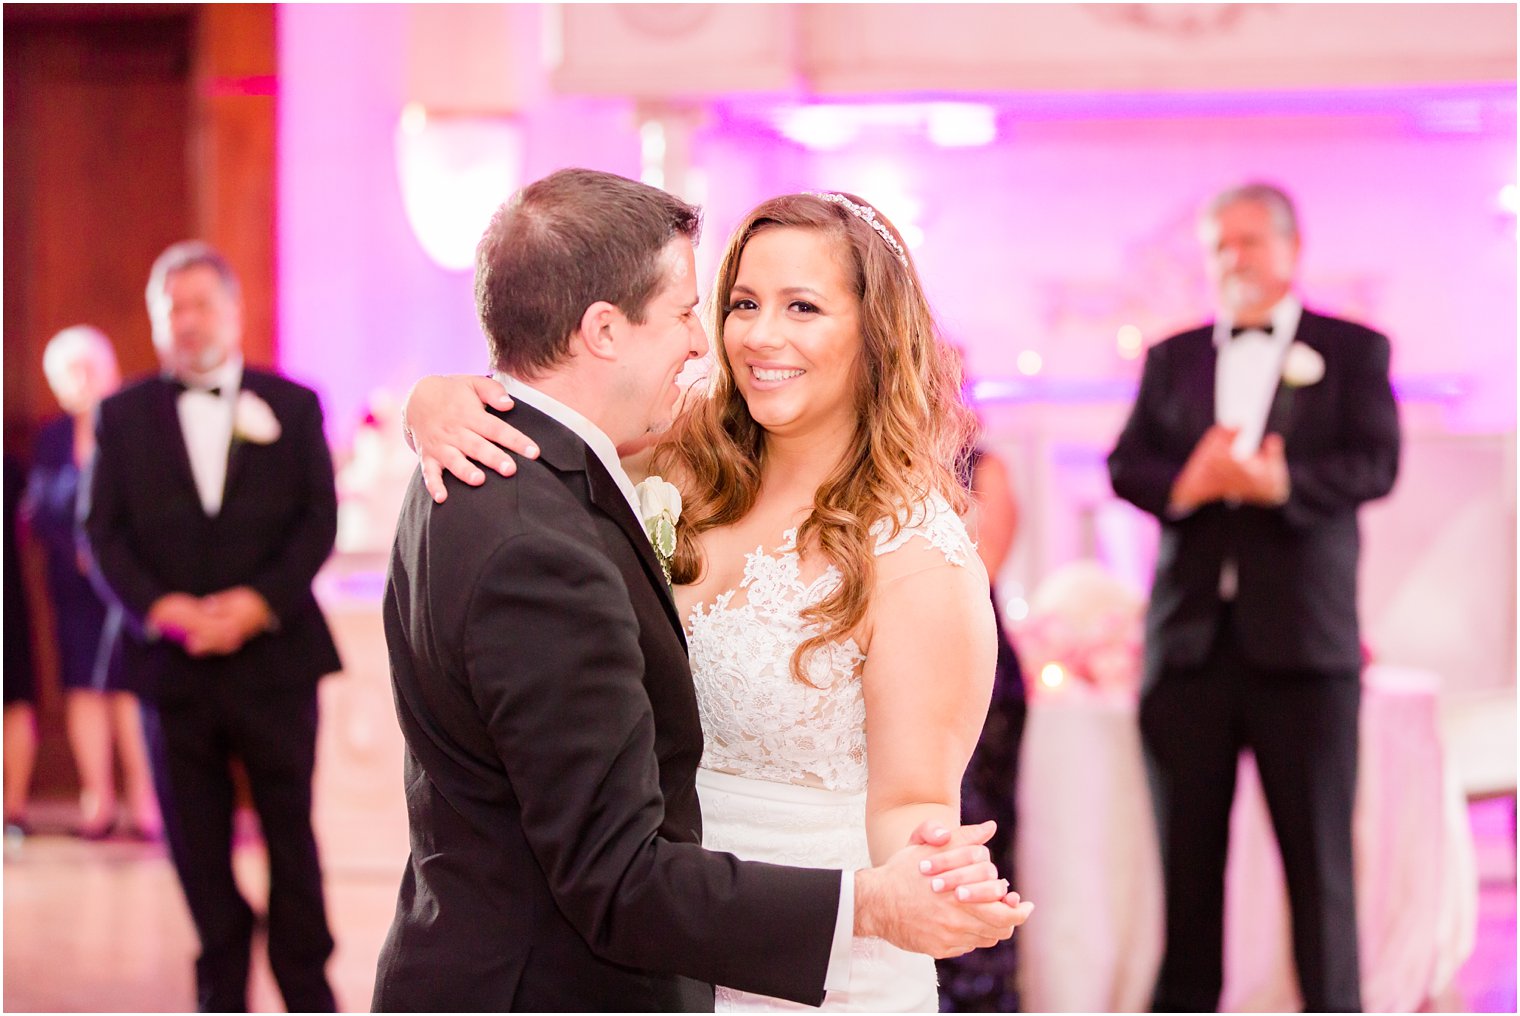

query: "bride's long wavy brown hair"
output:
652 192 977 684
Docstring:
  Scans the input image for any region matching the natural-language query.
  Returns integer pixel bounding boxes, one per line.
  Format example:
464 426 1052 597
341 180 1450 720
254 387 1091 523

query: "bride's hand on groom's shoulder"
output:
401 374 538 503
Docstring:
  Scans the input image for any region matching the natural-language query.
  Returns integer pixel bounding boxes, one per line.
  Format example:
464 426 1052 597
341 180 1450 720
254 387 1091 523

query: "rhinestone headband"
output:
807 191 909 267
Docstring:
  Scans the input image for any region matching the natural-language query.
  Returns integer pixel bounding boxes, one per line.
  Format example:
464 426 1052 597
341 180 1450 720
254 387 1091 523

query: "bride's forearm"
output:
866 800 960 866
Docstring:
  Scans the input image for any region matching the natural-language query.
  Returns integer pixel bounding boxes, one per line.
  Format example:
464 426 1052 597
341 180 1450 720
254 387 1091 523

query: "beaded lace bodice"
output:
686 493 972 795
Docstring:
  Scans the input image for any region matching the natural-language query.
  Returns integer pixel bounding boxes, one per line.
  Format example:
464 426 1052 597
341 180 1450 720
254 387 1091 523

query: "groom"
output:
372 169 1028 1011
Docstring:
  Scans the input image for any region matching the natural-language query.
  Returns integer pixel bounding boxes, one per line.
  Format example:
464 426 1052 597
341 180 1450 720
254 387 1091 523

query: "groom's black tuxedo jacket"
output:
372 401 840 1012
82 370 342 701
1107 308 1400 679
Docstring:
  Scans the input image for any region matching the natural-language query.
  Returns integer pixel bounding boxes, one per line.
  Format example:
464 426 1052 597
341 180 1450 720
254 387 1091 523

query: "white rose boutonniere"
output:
233 390 282 445
1281 342 1325 388
635 475 682 584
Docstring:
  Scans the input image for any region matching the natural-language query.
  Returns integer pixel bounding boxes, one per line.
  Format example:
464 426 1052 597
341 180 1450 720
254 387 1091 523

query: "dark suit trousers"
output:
142 681 336 1013
1139 609 1362 1012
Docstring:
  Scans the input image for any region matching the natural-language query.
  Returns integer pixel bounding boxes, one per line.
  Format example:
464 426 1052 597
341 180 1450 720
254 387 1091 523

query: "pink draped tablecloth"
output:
1015 664 1478 1012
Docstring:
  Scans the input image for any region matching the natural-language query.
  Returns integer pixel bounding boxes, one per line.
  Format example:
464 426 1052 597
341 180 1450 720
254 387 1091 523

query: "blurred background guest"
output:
938 422 1029 1012
21 326 161 841
1107 182 1401 1011
4 453 40 840
82 242 342 1012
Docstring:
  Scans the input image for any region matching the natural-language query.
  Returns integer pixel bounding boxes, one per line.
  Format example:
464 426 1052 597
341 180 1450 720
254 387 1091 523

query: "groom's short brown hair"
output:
475 168 701 378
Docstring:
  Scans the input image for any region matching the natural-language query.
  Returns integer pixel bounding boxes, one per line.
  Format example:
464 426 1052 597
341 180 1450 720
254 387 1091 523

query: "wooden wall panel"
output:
2 3 277 455
3 11 193 453
192 3 277 369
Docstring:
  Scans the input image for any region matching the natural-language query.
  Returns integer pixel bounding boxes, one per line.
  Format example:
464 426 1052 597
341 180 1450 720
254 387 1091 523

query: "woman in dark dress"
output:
937 443 1029 1012
5 453 39 837
22 326 160 840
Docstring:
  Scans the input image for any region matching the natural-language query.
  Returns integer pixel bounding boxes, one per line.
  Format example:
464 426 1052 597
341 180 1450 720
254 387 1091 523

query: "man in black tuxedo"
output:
82 242 340 1012
1108 183 1400 1012
372 169 1029 1011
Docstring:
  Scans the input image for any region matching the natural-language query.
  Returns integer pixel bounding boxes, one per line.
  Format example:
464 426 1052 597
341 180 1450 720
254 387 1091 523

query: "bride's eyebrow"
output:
727 284 827 300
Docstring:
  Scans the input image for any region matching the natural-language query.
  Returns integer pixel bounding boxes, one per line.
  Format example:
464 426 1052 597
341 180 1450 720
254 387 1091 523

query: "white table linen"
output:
1015 665 1478 1012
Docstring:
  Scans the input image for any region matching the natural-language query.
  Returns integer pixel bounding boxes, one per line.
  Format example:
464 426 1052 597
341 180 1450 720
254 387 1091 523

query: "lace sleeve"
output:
871 492 973 566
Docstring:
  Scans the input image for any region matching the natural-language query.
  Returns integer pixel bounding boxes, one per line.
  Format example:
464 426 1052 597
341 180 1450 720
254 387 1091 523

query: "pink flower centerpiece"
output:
1016 560 1145 701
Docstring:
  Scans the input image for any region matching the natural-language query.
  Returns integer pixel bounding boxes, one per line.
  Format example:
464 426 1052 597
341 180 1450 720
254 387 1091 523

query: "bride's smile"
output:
724 227 864 444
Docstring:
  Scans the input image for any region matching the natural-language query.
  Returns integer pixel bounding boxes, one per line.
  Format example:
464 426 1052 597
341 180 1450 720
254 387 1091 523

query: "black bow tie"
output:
1230 323 1274 338
167 378 222 397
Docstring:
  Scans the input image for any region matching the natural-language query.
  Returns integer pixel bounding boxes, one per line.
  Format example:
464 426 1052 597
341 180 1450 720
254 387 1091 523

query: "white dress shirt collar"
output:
1212 293 1303 348
171 354 244 396
493 373 641 520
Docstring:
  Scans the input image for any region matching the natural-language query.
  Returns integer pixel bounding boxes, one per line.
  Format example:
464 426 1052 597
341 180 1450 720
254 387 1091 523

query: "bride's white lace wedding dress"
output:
687 493 974 1012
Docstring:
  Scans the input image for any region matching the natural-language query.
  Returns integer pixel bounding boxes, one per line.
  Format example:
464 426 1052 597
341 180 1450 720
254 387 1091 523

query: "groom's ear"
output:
575 301 621 362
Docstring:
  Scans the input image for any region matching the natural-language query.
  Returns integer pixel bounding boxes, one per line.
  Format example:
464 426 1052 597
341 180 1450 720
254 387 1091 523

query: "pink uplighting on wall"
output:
278 12 1516 447
272 5 1515 704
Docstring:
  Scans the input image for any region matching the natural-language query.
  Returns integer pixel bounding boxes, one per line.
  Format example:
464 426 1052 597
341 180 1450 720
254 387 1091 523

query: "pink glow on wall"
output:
278 6 466 445
278 6 643 446
275 16 1514 687
278 11 1515 446
708 90 1517 435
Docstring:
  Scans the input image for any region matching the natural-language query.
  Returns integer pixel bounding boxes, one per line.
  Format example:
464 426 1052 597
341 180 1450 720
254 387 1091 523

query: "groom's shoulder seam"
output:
441 455 596 538
513 458 599 533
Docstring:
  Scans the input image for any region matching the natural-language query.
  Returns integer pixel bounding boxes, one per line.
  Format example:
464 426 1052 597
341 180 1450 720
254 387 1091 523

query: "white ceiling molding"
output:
549 3 1516 98
550 4 802 97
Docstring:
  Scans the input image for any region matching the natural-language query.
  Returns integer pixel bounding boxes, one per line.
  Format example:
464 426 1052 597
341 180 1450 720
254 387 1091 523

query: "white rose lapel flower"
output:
1281 342 1326 388
635 476 682 584
233 390 282 445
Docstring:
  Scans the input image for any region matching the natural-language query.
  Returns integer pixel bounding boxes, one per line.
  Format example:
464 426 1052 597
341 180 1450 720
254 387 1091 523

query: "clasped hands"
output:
858 819 1034 959
1169 424 1291 514
147 587 274 657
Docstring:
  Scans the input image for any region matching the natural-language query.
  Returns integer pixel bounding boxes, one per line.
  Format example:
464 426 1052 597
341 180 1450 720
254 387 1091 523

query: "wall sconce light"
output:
778 106 863 151
776 102 996 152
926 103 997 148
1116 324 1145 360
395 103 525 271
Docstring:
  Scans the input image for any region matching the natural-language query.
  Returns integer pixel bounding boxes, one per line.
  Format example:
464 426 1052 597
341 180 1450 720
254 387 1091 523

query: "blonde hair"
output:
652 192 976 683
43 325 114 381
42 325 119 408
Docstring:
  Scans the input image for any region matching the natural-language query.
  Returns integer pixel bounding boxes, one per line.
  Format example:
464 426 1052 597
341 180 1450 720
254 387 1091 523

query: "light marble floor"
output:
2 802 398 1013
6 601 418 1013
3 798 1514 1012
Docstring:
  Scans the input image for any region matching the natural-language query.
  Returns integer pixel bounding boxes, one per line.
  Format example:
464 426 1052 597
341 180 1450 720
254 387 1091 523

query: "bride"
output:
405 191 1017 1011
